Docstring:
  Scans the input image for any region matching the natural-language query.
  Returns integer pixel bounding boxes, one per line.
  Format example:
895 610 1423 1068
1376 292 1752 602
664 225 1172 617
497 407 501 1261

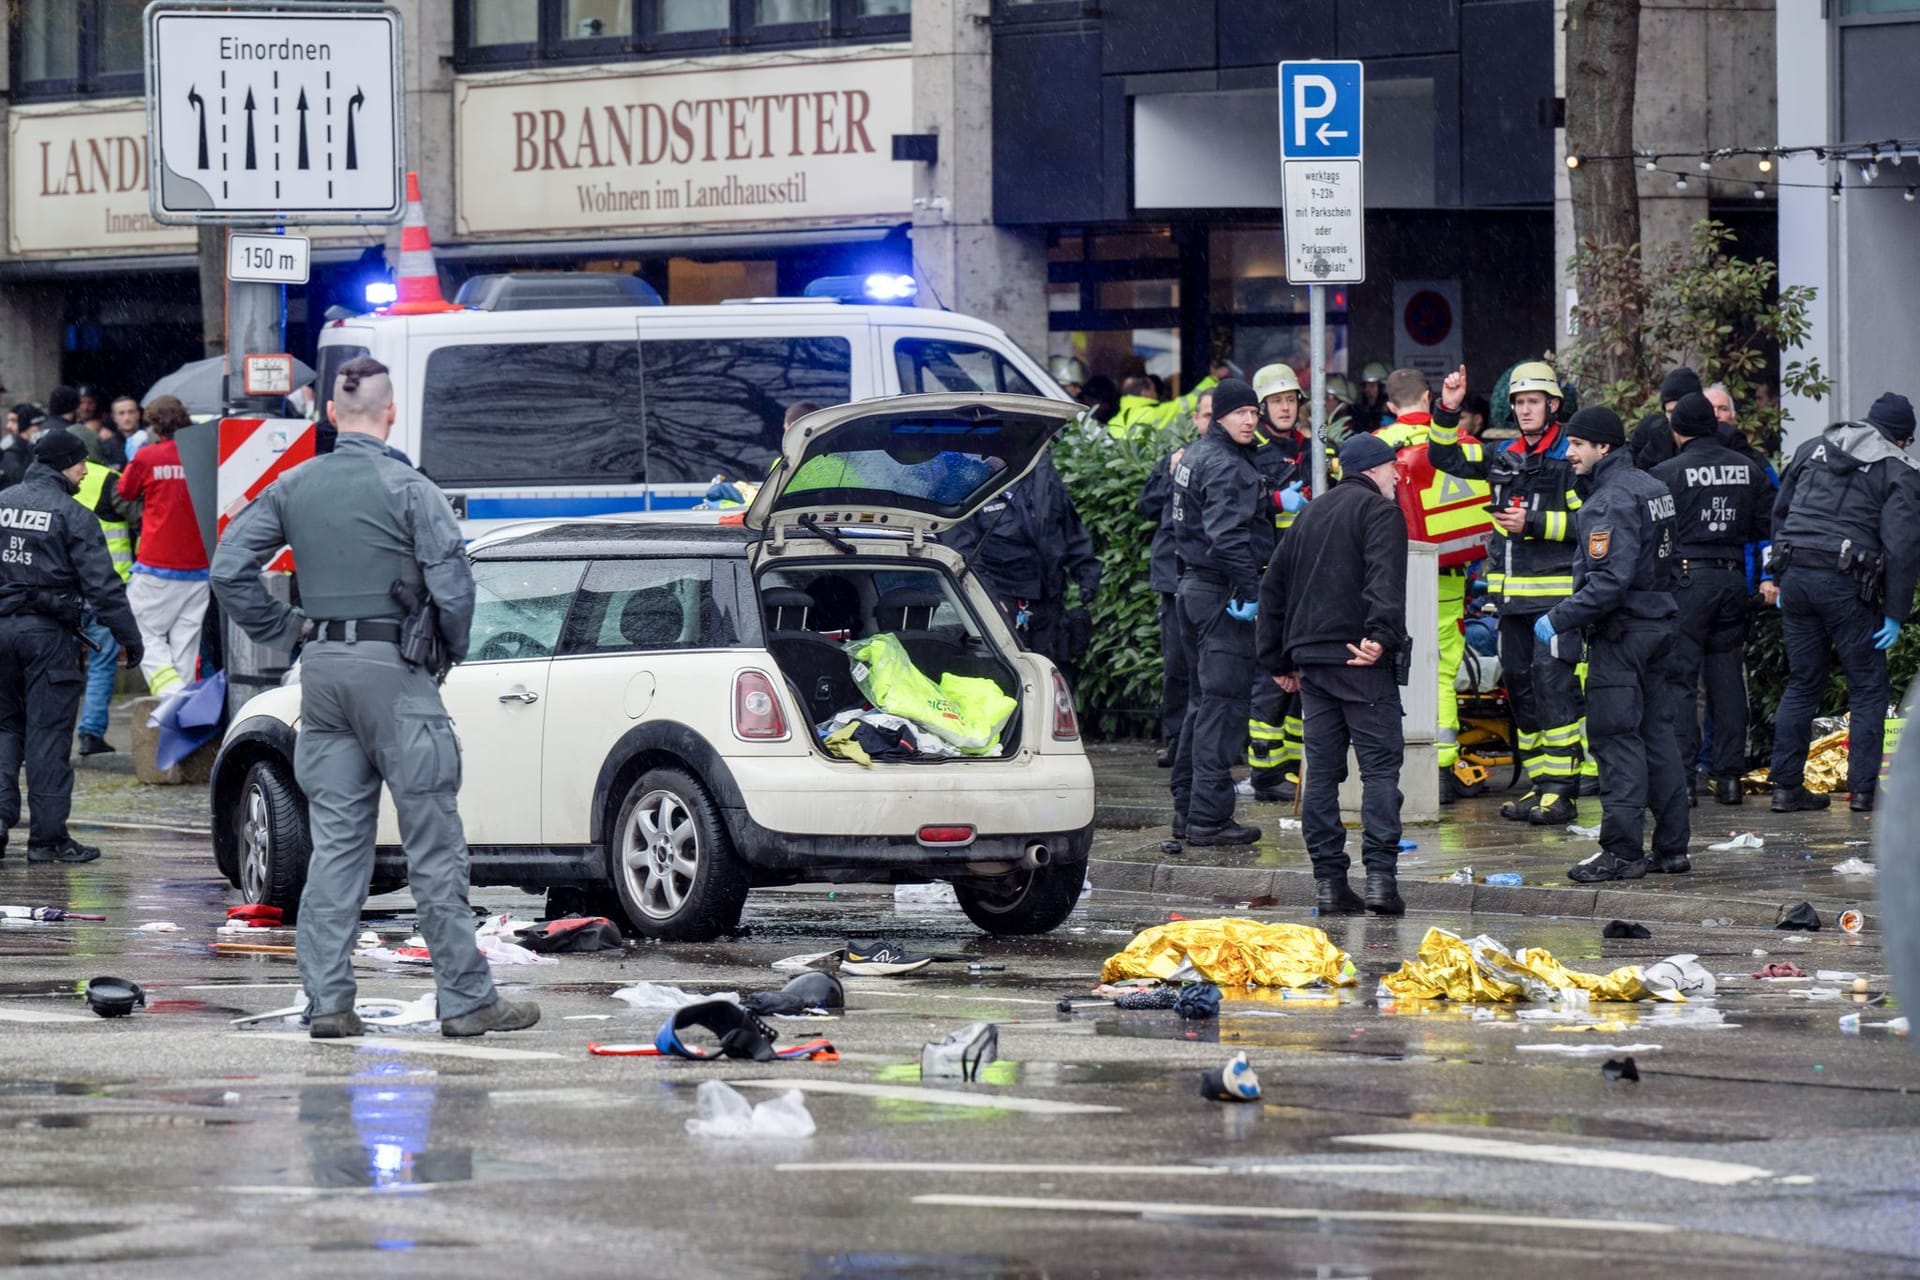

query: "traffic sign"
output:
146 4 404 224
1278 60 1363 161
228 232 311 284
242 354 297 397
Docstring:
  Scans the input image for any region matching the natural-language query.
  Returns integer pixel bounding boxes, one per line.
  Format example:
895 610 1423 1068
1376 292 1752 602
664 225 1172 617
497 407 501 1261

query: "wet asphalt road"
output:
2 830 1917 1278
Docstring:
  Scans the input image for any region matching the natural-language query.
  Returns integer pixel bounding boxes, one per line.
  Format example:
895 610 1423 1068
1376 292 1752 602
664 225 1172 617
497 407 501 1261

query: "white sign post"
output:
145 3 404 224
1278 59 1366 498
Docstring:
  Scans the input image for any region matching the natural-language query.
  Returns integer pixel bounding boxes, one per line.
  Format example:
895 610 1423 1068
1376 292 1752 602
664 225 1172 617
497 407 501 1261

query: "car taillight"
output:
733 670 789 740
918 825 975 846
1051 669 1080 740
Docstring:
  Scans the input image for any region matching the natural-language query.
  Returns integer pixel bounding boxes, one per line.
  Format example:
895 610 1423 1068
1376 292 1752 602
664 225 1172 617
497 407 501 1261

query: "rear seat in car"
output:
762 585 866 723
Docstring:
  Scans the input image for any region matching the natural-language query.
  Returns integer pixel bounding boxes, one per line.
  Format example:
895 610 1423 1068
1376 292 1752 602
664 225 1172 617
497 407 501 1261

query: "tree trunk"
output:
197 224 227 358
1565 0 1642 386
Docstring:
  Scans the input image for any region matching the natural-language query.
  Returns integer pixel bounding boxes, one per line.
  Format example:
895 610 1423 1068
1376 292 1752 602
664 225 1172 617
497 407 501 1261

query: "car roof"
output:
470 519 757 561
320 302 1014 340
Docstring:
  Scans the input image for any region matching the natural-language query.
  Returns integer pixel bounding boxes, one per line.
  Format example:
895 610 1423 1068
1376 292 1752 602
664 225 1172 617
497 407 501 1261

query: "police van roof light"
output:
365 281 398 306
802 273 918 304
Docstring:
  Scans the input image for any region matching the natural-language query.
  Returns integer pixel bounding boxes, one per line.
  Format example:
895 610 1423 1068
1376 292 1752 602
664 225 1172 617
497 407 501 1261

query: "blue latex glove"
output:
1226 598 1258 622
1873 616 1900 650
1277 481 1305 514
1533 614 1556 646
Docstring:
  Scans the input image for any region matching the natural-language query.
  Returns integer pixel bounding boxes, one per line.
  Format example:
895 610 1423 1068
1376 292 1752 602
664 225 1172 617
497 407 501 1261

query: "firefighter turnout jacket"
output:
1426 406 1583 613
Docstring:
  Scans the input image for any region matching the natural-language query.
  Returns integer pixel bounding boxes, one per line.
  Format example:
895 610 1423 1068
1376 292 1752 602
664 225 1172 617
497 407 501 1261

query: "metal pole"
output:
224 225 287 415
1309 283 1328 496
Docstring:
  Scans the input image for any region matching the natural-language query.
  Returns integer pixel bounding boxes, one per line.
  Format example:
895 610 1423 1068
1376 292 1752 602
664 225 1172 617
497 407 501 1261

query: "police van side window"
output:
422 343 645 486
893 338 1041 397
468 560 587 661
640 337 851 487
559 558 741 655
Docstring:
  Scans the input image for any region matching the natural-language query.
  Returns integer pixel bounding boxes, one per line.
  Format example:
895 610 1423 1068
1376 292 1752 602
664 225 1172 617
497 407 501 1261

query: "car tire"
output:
953 862 1084 936
237 758 310 921
609 767 749 941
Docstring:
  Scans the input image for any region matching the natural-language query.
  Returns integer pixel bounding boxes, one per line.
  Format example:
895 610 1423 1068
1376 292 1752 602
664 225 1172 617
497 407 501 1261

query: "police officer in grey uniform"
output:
0 431 143 863
213 357 539 1040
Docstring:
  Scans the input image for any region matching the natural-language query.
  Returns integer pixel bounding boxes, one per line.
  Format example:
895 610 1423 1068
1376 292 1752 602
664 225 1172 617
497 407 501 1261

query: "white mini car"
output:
210 394 1097 940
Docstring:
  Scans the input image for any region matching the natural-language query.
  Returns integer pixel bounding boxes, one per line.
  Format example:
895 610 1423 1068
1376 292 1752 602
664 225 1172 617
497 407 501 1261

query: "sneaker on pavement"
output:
842 940 935 975
1771 785 1830 813
76 733 115 757
1567 849 1649 883
309 1011 366 1039
27 839 101 865
441 998 542 1037
1184 822 1262 846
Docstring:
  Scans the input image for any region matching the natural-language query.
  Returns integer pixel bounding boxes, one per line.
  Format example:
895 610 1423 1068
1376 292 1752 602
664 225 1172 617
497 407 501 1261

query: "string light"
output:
1565 154 1580 169
1832 179 1843 202
1699 157 1713 172
1908 188 1917 203
1752 184 1766 199
1675 174 1688 191
1758 155 1774 173
1643 156 1658 171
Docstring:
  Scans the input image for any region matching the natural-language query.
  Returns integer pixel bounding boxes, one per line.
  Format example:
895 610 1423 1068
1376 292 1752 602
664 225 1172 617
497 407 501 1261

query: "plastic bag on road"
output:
1638 954 1717 999
612 982 738 1010
685 1081 816 1139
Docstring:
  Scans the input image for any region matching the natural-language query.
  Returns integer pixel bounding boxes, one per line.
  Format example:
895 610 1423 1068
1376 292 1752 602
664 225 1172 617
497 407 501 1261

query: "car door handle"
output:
498 689 540 705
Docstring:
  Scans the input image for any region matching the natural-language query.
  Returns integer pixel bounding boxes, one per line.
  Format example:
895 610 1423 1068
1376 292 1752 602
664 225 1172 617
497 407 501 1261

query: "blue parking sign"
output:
1278 61 1364 161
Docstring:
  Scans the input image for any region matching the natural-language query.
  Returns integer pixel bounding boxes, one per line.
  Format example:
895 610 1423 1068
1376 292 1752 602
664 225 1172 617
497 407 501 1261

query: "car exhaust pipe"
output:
1021 843 1051 870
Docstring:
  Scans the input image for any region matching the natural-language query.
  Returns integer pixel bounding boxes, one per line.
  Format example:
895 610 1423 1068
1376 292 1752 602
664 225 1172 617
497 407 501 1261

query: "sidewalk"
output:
1086 743 1883 929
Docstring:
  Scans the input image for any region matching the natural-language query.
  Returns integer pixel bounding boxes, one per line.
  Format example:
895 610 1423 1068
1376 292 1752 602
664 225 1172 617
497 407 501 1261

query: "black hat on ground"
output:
1209 378 1259 422
1564 406 1626 447
33 430 87 470
1339 433 1398 475
1867 392 1917 442
1670 392 1717 439
1658 367 1703 404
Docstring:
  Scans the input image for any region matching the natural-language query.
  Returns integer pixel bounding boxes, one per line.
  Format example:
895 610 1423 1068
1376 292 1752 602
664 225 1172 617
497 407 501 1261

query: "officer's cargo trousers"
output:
1585 622 1689 863
1157 591 1190 745
294 641 496 1021
0 616 85 846
1436 573 1467 770
1770 566 1889 796
1671 567 1752 780
1171 579 1253 829
1497 610 1584 796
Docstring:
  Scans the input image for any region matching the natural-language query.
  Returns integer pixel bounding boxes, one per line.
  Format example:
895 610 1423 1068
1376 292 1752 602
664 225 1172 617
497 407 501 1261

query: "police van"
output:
314 271 1066 538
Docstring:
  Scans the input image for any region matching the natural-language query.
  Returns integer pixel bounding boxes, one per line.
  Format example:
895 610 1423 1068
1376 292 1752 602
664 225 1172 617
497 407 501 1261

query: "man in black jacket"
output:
1257 433 1411 915
1139 389 1211 764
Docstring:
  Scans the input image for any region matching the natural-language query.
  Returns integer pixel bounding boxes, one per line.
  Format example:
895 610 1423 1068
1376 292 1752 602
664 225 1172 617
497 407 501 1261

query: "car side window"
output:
467 560 587 661
560 559 741 655
893 338 1042 397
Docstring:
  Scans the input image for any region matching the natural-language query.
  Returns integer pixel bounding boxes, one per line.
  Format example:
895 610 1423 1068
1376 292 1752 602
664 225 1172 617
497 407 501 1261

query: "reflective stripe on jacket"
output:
75 461 132 583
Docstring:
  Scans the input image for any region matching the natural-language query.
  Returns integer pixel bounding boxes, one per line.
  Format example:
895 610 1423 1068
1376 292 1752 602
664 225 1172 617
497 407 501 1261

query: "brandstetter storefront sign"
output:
453 52 913 238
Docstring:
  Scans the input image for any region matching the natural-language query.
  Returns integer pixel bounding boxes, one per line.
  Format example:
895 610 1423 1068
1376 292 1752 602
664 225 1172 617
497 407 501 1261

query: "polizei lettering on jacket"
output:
0 508 52 532
1647 493 1676 520
1683 464 1751 487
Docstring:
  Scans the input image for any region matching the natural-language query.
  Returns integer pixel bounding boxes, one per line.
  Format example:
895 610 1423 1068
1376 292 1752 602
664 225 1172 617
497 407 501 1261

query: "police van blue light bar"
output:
803 273 919 304
365 280 399 306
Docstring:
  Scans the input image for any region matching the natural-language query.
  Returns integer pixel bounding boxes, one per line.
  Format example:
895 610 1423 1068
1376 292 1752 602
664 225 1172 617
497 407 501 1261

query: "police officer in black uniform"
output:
1651 392 1774 806
1537 408 1689 883
1139 390 1211 765
1767 392 1920 814
1169 378 1272 846
0 431 142 863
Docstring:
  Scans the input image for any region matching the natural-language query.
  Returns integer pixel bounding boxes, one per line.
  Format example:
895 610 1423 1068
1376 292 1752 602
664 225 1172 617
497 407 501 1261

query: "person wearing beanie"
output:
1766 390 1920 814
45 384 104 466
1256 430 1412 915
1429 360 1591 824
1538 406 1690 883
1650 392 1777 808
0 420 144 864
1628 366 1705 470
1140 388 1213 767
1167 376 1273 847
1 402 46 490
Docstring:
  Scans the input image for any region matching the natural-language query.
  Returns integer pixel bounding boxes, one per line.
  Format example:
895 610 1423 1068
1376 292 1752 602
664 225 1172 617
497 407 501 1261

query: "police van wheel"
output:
238 759 310 921
610 768 748 941
954 863 1083 936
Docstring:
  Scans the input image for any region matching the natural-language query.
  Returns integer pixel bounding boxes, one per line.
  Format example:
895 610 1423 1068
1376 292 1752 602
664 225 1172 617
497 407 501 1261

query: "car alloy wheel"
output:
240 781 274 903
624 788 701 920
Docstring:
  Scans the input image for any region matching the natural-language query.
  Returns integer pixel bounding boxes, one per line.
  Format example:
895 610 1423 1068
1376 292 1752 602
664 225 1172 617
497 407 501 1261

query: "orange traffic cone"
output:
385 171 459 314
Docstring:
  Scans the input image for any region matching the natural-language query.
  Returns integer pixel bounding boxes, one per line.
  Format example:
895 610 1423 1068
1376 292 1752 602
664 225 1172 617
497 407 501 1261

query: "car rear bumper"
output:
721 751 1096 839
725 811 1093 875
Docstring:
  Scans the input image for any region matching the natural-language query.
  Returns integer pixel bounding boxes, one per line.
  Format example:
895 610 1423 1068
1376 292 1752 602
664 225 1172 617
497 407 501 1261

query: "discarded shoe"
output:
309 1010 366 1039
742 970 845 1016
1363 873 1405 916
1499 790 1540 822
1567 849 1648 883
1647 852 1692 875
1774 901 1822 931
1199 1050 1262 1102
1185 822 1261 846
1527 793 1574 826
1315 877 1366 916
1771 785 1830 813
1602 919 1652 939
657 999 776 1060
842 940 934 975
76 732 115 757
1713 776 1744 806
84 976 144 1018
27 839 101 865
921 1021 998 1080
1601 1056 1639 1082
441 998 542 1037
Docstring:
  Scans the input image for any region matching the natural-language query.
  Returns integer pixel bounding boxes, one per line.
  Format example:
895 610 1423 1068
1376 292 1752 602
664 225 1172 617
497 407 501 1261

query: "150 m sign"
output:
228 232 312 284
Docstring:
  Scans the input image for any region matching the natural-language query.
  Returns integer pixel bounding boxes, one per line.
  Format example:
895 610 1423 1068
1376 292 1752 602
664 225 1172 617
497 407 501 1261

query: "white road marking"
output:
779 1162 1225 1177
0 1005 96 1023
913 1193 1677 1234
843 989 1062 1006
1332 1133 1773 1185
237 1032 564 1062
729 1079 1124 1115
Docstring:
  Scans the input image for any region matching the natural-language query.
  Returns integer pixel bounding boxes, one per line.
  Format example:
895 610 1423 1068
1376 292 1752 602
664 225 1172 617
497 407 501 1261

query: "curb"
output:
1085 857 1863 930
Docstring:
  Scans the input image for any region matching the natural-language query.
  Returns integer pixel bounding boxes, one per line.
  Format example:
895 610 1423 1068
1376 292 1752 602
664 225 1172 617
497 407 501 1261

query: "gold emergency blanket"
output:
1742 728 1849 795
1379 927 1662 1003
1099 917 1356 989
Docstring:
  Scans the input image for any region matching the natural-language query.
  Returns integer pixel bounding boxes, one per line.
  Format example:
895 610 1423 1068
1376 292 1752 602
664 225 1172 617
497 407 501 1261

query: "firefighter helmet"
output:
1505 361 1564 402
1253 362 1302 401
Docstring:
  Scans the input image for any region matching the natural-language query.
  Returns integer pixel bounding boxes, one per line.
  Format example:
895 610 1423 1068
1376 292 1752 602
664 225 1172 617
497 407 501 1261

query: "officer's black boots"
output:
309 1011 366 1039
1185 821 1262 847
1499 790 1539 821
1648 851 1692 874
1713 777 1744 806
26 839 100 865
1566 849 1648 883
1526 792 1574 826
1363 873 1405 915
1850 789 1875 813
76 733 115 757
1316 877 1366 916
1771 785 1831 813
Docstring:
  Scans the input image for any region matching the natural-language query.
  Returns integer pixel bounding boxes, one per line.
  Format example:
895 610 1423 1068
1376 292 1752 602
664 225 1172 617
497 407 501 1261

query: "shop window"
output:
893 339 1042 397
567 0 635 38
10 0 146 98
456 0 907 65
640 337 853 484
758 0 829 23
658 0 730 32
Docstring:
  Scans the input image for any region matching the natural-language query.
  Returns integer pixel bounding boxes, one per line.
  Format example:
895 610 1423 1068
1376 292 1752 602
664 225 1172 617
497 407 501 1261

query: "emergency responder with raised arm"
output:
1650 393 1774 807
1374 369 1493 804
1430 362 1587 825
1141 389 1212 766
1168 378 1271 846
1538 408 1688 883
212 356 540 1040
1767 392 1920 814
1244 363 1313 803
1258 432 1411 916
0 431 142 864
